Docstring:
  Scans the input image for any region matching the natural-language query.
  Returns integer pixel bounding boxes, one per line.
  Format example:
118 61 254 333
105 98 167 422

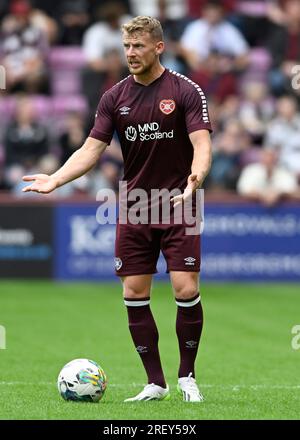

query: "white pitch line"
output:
0 382 142 387
0 382 300 390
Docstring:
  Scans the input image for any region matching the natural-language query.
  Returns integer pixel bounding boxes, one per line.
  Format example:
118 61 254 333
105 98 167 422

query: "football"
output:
57 358 107 402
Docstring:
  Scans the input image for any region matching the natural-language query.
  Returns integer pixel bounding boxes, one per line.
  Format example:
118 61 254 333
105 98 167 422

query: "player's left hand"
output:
171 174 201 208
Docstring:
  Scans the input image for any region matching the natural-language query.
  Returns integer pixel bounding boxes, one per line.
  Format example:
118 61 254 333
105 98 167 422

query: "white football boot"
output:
177 373 204 402
124 383 170 402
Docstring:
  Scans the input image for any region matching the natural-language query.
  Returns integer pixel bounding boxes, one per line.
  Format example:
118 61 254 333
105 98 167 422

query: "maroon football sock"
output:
176 293 203 378
125 297 166 388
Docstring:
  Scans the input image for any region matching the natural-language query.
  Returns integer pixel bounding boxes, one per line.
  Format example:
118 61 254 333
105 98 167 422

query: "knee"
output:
123 285 150 299
174 284 198 301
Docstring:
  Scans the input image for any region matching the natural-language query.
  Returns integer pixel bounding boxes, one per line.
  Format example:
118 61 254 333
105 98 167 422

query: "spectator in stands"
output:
82 1 129 65
81 1 130 112
207 119 251 190
58 111 123 195
36 153 75 198
265 95 300 177
0 0 9 21
101 136 124 166
239 80 274 145
91 136 123 196
132 0 192 74
215 94 240 130
57 0 90 45
89 158 121 197
237 146 299 206
28 0 62 19
129 0 187 19
266 0 300 95
179 0 249 72
190 50 238 104
100 48 129 93
0 0 50 93
233 0 277 47
30 5 59 44
4 164 25 195
58 111 87 166
88 0 131 20
187 0 236 19
0 167 11 191
3 96 49 170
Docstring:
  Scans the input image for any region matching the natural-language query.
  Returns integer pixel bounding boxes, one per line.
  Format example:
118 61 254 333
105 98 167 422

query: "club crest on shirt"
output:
159 99 176 115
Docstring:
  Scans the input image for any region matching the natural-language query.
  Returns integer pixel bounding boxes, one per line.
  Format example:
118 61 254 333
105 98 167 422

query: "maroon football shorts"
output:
114 220 201 276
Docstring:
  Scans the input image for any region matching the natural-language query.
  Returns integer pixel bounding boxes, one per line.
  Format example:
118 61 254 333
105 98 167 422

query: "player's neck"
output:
133 63 165 86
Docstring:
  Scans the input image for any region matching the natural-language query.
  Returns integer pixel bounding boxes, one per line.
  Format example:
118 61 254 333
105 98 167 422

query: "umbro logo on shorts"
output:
184 257 196 266
114 257 122 271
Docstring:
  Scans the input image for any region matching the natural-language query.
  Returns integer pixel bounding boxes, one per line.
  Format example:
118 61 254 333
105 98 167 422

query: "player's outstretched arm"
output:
171 130 212 207
22 137 108 194
188 129 212 187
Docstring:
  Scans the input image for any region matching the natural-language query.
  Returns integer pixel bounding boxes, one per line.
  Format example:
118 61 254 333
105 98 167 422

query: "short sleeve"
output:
89 91 114 144
183 85 212 135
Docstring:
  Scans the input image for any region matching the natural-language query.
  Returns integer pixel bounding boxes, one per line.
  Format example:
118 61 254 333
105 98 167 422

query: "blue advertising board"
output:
0 205 53 278
54 203 300 281
55 204 116 280
202 204 300 281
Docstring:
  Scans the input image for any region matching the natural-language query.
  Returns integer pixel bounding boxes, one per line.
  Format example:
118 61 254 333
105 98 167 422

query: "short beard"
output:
129 63 152 76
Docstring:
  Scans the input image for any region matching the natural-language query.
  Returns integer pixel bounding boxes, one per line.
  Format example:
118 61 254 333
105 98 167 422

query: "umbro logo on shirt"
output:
119 106 131 115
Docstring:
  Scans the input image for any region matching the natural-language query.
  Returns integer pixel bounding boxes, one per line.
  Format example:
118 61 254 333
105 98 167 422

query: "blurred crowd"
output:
1 0 300 205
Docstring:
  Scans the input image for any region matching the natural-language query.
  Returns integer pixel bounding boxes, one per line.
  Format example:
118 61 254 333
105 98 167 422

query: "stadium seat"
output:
51 72 82 95
0 95 87 137
52 95 88 115
48 46 86 69
0 144 4 164
248 48 271 73
239 48 272 88
0 97 16 124
240 147 262 166
48 46 87 96
30 96 53 120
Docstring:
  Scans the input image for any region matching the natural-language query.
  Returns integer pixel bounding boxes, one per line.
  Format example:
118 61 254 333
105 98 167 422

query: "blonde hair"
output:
121 16 163 41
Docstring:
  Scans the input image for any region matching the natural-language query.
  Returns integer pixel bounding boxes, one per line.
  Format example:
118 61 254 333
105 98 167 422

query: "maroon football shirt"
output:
90 68 212 194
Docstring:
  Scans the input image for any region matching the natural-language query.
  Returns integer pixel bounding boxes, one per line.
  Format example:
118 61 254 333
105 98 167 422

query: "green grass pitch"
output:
0 280 299 420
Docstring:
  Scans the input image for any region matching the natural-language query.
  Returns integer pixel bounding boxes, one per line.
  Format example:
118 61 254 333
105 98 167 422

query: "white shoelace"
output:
180 373 201 396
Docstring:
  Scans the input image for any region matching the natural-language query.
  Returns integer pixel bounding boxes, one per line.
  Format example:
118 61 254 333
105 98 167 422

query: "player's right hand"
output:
22 174 58 194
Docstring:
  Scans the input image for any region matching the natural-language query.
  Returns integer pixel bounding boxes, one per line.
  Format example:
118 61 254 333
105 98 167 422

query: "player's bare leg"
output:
122 275 169 402
170 271 204 402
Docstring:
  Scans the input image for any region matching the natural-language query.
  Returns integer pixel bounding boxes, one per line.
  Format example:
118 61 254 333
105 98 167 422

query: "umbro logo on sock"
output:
186 340 198 348
136 345 148 353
